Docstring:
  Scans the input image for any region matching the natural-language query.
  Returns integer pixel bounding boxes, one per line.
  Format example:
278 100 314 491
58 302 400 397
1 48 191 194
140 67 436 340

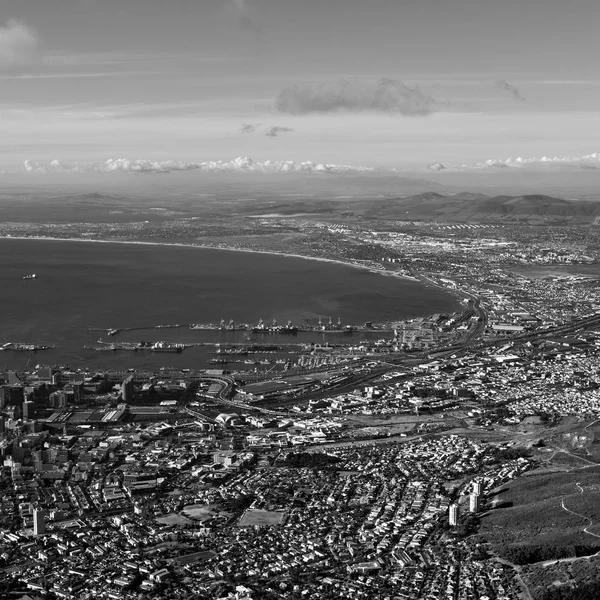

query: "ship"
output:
278 321 299 335
252 318 269 333
23 274 36 280
150 346 184 353
85 345 118 352
252 318 299 334
0 342 52 351
216 348 248 356
138 341 185 353
148 342 184 353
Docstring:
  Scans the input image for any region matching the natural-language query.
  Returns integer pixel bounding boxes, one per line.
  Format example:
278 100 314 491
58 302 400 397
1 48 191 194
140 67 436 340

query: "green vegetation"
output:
523 556 600 600
284 452 341 468
491 446 533 461
481 471 600 553
496 543 600 565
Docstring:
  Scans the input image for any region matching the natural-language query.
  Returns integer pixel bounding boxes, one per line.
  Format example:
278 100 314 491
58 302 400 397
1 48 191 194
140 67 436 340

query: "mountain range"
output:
249 192 600 224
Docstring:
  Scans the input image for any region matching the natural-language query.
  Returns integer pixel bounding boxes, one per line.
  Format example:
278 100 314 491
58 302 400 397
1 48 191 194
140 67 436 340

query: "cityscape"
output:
3 0 600 599
2 188 600 600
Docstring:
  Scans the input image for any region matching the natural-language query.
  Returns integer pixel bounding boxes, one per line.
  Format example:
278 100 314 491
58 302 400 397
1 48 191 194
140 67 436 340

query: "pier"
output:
88 317 392 337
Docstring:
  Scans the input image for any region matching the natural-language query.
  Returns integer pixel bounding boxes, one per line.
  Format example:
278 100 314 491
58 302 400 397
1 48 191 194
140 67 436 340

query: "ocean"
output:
0 238 460 371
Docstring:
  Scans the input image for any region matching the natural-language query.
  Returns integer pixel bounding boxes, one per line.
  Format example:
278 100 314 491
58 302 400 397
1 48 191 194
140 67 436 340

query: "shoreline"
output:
0 234 422 283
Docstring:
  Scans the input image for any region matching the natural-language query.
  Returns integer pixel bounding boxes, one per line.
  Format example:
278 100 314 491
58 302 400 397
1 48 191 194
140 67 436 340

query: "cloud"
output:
265 126 294 137
0 19 39 71
238 124 294 136
22 157 376 175
495 80 525 102
239 123 259 134
426 162 446 172
275 78 436 116
429 152 600 172
228 0 255 30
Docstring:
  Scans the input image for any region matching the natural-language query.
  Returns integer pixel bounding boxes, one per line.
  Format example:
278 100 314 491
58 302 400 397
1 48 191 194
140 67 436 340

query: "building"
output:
449 503 459 526
23 400 35 420
469 493 480 514
122 376 135 403
491 323 525 333
0 385 24 409
33 507 45 536
49 391 67 409
214 451 237 467
472 481 482 496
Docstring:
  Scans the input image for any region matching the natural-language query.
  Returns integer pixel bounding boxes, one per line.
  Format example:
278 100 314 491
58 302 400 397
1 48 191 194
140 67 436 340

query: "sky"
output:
1 0 600 174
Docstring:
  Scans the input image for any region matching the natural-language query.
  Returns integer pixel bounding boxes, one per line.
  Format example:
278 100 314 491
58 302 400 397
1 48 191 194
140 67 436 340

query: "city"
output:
2 198 600 599
2 0 600 598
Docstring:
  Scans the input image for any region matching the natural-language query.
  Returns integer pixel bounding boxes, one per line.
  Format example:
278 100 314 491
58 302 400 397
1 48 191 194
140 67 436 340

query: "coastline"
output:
0 235 421 283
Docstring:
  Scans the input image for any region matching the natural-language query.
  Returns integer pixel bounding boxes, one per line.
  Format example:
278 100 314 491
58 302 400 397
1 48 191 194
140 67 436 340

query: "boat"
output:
0 342 53 351
278 320 298 335
252 318 269 333
149 342 184 353
150 347 183 353
23 274 36 280
278 325 298 335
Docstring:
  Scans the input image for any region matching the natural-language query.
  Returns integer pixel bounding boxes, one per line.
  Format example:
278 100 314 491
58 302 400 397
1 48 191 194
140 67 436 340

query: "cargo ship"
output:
252 319 298 334
150 346 184 353
216 347 248 356
276 320 299 335
1 342 53 351
23 274 36 280
94 340 185 353
252 318 269 333
146 341 185 353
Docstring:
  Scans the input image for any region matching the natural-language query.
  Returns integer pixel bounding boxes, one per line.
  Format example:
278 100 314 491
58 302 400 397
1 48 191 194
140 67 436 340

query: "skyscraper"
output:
449 503 459 526
469 493 480 514
33 507 45 536
23 400 35 420
121 376 135 403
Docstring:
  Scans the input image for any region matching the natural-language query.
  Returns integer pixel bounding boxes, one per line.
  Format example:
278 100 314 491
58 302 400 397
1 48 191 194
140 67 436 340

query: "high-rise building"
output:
0 385 24 409
469 493 480 514
23 400 35 420
121 376 135 403
33 507 45 536
449 503 459 526
472 481 482 496
49 391 67 409
7 371 21 386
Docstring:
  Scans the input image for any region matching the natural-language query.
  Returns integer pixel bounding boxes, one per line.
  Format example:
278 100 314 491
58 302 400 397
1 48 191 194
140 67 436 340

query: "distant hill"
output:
325 192 600 223
244 190 600 223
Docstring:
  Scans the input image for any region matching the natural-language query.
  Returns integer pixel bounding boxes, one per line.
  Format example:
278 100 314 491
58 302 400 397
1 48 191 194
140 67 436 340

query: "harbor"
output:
89 315 386 337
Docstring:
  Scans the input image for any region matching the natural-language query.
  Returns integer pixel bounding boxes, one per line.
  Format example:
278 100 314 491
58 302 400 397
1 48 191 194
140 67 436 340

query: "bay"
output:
0 238 460 370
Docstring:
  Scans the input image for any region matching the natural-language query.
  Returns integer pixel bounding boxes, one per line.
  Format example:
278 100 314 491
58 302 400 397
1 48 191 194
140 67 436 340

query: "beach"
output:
0 234 420 282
